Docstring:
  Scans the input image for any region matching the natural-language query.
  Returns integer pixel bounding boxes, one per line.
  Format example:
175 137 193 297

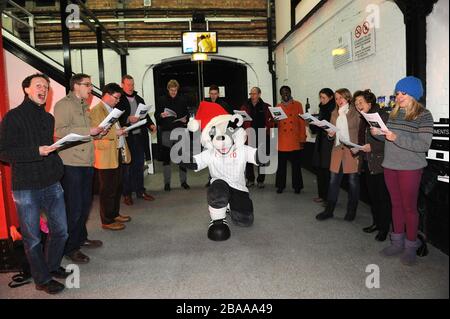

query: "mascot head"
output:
188 101 246 154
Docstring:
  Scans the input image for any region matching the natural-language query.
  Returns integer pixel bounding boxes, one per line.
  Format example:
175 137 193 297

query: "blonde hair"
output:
390 98 424 121
334 88 352 110
167 79 180 90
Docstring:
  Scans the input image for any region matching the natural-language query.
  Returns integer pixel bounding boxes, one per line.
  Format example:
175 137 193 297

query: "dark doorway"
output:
153 57 248 113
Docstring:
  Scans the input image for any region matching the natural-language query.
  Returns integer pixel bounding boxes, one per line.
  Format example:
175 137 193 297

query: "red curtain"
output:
0 25 19 240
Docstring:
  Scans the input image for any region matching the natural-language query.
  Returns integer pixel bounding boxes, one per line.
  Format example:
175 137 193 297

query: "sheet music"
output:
124 119 148 132
300 113 321 124
234 110 252 121
51 133 91 148
99 108 124 129
135 103 149 119
268 107 288 120
360 111 388 131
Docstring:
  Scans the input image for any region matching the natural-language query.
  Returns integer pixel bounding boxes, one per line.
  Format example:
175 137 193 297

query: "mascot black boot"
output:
207 206 230 241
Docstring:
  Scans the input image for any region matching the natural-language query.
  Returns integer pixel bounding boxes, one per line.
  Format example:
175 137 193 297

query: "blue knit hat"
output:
394 76 424 101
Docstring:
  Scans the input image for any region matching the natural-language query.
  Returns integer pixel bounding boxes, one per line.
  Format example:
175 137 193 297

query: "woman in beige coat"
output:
316 88 361 221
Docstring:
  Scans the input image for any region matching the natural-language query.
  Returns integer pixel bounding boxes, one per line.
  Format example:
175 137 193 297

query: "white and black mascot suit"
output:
186 101 262 241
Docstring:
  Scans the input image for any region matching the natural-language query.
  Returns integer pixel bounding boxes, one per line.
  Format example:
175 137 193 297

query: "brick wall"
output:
29 0 270 44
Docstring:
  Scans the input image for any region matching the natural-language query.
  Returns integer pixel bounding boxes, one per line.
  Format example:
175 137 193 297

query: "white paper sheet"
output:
51 133 91 148
135 103 149 119
123 119 148 132
316 120 339 133
99 108 124 129
233 110 252 121
268 107 288 120
360 111 388 131
300 113 321 124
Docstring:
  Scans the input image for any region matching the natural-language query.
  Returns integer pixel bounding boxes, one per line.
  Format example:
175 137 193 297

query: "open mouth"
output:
38 94 46 100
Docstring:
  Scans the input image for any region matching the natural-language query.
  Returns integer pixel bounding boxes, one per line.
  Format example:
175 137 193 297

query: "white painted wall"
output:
275 0 291 41
427 0 449 121
43 46 274 108
295 0 321 24
275 0 406 116
3 49 100 113
4 50 66 114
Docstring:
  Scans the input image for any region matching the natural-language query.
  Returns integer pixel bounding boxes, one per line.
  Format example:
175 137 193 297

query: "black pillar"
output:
59 0 72 93
120 54 127 78
394 0 438 105
96 26 105 89
197 60 204 101
268 0 277 107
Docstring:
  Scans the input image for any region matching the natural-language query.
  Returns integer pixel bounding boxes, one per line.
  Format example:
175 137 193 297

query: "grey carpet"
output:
0 163 448 299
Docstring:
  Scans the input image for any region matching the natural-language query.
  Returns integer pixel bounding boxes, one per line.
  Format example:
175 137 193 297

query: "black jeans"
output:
123 133 146 197
363 161 392 232
327 166 360 211
316 167 330 200
61 165 94 255
275 150 304 190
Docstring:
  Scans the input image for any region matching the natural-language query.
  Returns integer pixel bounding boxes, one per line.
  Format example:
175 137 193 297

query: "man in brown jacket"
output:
54 74 104 264
89 83 131 231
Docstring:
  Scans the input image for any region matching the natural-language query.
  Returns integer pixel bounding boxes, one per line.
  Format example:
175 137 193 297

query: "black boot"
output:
315 201 336 221
344 201 358 221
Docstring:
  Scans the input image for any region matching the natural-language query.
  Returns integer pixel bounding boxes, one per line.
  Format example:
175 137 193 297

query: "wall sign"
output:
353 20 376 61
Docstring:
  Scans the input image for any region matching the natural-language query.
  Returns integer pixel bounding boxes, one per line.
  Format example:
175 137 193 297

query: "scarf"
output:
335 103 350 146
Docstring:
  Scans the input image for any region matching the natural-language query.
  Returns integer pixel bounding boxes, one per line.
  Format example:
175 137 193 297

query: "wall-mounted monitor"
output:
182 31 218 54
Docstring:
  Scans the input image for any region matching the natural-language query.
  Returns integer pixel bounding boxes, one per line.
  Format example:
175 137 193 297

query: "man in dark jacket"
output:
155 79 190 191
240 87 274 188
117 75 156 205
0 74 69 294
204 84 234 114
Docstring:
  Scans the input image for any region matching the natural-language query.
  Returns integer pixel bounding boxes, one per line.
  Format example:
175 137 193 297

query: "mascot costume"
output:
186 101 262 241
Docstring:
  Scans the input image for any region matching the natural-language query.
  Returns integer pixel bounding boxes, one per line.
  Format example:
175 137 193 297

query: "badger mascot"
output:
186 101 262 241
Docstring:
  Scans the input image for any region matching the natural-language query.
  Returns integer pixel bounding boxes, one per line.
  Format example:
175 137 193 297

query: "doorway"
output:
153 56 248 113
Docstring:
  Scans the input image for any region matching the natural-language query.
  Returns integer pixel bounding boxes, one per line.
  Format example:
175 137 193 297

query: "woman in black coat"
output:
352 89 391 241
310 88 335 203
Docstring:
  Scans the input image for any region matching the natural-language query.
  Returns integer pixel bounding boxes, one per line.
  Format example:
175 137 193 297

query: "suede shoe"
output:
138 192 155 201
114 215 131 223
102 222 126 231
36 279 65 295
82 239 103 248
123 195 133 206
51 266 73 279
65 250 90 264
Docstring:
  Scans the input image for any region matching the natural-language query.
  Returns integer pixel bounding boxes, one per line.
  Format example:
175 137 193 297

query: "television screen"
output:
182 31 218 54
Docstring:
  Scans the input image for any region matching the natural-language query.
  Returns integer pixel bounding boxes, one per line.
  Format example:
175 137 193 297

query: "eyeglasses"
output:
110 94 121 100
78 82 93 87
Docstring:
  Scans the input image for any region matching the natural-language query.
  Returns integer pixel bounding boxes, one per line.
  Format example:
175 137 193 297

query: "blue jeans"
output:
123 134 146 196
12 182 68 285
61 166 94 255
327 170 360 211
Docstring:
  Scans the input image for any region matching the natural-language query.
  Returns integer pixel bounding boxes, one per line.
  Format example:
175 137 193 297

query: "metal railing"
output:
1 0 35 46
